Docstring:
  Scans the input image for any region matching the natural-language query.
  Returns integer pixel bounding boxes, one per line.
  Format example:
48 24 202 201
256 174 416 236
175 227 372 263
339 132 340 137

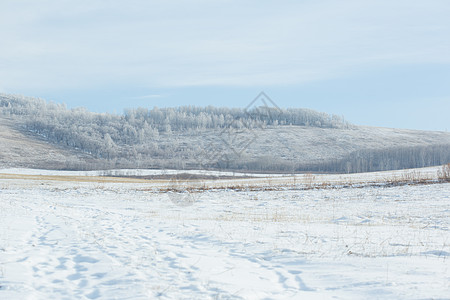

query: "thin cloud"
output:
131 94 164 99
0 0 449 90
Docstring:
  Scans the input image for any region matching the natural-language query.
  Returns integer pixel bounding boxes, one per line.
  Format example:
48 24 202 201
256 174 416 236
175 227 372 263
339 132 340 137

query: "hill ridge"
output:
1 93 449 172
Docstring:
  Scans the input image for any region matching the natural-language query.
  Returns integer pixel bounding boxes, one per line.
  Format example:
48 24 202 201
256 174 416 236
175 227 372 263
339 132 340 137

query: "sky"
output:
1 0 449 131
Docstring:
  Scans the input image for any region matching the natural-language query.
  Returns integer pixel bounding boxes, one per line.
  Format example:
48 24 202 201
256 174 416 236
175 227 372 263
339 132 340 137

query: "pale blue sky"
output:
1 0 449 131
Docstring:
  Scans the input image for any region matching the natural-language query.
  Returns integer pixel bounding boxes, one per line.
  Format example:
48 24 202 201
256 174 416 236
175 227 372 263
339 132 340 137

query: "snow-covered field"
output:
0 169 449 299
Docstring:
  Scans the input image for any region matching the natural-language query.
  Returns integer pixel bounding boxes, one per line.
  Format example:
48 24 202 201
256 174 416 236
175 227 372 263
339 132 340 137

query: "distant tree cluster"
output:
0 94 349 161
198 144 450 174
295 145 450 173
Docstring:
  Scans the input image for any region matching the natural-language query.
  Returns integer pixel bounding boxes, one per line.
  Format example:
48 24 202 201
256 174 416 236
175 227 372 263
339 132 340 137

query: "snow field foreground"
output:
0 176 449 299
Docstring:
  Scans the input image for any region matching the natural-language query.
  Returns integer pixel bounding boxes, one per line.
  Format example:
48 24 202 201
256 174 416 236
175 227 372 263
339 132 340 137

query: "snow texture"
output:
0 168 449 299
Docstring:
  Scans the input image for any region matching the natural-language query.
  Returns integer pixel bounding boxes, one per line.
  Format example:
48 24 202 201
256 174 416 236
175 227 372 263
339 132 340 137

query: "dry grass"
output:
0 173 153 183
2 164 449 192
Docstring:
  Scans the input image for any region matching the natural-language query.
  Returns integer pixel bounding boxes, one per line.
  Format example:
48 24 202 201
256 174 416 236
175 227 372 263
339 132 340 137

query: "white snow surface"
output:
0 169 449 299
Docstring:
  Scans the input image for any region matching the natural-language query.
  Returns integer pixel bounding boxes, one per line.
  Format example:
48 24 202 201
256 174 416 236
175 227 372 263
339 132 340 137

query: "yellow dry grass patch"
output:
0 173 157 183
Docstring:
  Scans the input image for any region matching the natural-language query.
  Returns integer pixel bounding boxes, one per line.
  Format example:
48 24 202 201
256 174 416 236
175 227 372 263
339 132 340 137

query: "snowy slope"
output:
1 113 450 171
0 116 100 169
0 169 449 299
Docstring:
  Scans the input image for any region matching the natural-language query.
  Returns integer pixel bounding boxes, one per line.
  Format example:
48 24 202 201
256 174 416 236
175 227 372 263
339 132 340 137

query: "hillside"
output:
0 116 102 170
1 93 449 172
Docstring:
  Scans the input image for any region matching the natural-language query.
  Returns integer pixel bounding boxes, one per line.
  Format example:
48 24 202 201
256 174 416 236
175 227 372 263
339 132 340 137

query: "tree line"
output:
295 144 450 173
0 94 349 161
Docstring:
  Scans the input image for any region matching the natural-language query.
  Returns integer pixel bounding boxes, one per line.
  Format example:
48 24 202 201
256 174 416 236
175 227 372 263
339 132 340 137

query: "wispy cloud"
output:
0 0 449 91
131 94 164 99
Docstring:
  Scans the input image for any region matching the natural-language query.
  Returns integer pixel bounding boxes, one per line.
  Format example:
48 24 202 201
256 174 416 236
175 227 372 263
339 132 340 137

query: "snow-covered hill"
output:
0 116 104 170
1 93 449 172
1 113 450 172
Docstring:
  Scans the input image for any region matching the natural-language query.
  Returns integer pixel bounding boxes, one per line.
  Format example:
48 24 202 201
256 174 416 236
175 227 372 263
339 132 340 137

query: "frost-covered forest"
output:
1 93 449 172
